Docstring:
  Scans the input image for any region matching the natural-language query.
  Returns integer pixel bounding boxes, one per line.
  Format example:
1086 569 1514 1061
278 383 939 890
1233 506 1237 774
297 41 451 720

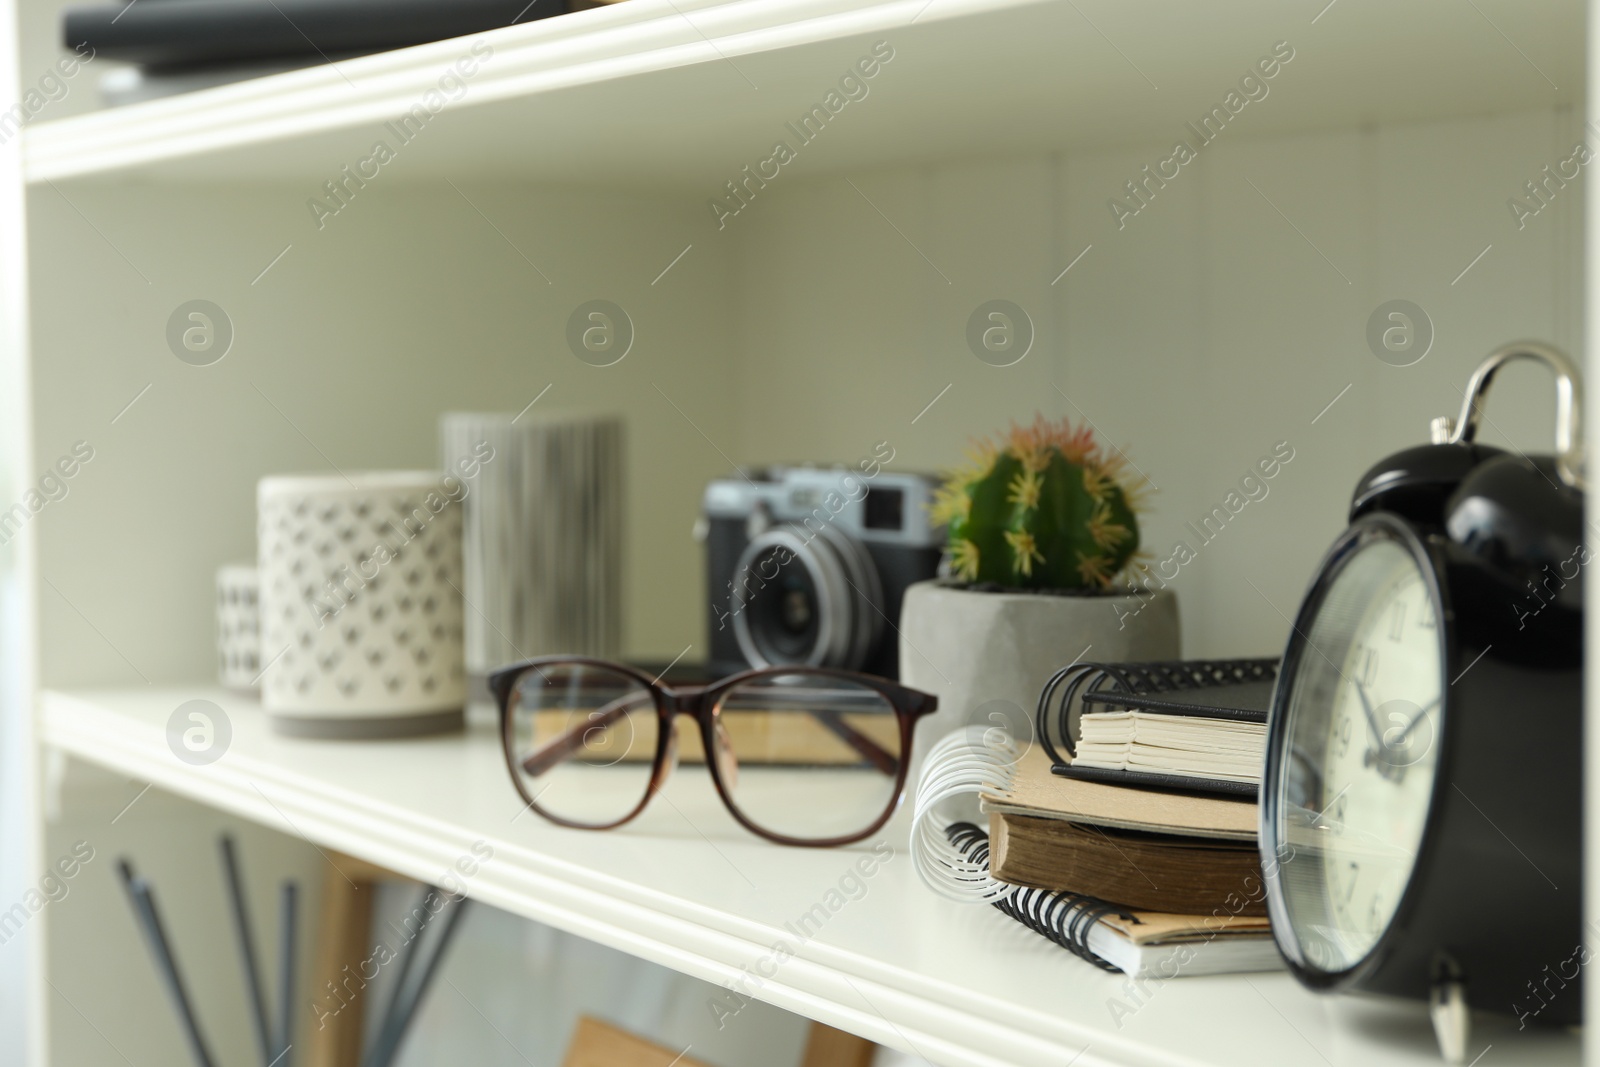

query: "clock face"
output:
1272 532 1445 976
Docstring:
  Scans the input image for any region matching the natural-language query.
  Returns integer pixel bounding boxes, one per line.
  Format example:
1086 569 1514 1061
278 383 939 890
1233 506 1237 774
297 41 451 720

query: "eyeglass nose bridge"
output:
662 684 710 713
658 685 741 790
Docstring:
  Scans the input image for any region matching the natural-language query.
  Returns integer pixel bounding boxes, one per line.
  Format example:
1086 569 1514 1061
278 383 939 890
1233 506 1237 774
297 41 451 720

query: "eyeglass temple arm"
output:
518 693 899 778
803 709 898 775
520 693 648 778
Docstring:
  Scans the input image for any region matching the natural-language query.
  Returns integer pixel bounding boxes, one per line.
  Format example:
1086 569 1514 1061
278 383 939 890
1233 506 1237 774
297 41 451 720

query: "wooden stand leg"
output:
302 854 393 1067
800 1020 879 1067
562 1016 714 1066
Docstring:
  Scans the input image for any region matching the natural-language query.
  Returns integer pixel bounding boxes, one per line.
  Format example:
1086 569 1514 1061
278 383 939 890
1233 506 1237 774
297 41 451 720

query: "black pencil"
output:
361 884 438 1067
367 893 470 1067
276 881 298 1067
219 836 273 1067
116 860 218 1067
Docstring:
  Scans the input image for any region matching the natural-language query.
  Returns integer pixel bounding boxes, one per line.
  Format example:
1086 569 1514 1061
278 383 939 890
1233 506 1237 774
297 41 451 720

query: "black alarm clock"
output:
1260 342 1585 1062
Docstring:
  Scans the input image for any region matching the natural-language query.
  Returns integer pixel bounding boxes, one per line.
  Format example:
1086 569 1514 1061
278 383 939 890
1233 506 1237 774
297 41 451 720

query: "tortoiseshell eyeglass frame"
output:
488 656 939 848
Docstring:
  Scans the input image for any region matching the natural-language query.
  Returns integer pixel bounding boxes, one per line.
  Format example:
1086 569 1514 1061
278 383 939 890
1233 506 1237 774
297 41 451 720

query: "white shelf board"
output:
40 687 1581 1067
23 0 1583 188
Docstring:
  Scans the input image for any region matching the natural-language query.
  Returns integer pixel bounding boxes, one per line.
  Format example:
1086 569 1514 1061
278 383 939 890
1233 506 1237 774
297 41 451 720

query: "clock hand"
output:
1394 696 1441 745
1351 678 1385 749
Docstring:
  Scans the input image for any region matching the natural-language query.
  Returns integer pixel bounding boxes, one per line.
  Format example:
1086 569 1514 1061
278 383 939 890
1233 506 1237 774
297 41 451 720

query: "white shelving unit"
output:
0 0 1594 1064
38 688 1586 1067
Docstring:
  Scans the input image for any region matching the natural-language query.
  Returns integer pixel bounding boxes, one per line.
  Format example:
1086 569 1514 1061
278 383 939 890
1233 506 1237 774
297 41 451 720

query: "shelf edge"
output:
22 0 1037 185
39 689 1158 1067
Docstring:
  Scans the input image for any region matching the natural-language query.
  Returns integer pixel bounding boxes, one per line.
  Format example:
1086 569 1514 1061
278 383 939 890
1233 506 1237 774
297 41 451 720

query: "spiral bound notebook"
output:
943 823 1278 979
1037 658 1279 797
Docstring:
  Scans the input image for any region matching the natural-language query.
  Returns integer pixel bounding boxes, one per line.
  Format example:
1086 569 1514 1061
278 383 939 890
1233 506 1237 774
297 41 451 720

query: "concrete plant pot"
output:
898 580 1180 772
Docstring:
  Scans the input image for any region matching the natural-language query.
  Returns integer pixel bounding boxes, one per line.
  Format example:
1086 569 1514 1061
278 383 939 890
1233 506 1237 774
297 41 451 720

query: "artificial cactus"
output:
931 415 1145 590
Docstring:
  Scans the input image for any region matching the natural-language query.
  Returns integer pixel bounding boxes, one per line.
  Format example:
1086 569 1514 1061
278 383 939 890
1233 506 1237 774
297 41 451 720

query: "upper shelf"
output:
41 687 1583 1067
23 0 1584 188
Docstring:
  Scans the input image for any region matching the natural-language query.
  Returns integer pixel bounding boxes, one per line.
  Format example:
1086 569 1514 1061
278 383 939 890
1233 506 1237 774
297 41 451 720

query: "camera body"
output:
700 463 943 680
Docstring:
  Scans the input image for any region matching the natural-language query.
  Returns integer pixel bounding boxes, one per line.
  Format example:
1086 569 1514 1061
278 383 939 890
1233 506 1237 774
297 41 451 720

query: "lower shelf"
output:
39 688 1582 1067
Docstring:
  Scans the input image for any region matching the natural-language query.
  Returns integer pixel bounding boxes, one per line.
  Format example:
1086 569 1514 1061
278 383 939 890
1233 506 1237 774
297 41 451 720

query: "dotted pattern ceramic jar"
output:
216 564 261 691
257 472 466 737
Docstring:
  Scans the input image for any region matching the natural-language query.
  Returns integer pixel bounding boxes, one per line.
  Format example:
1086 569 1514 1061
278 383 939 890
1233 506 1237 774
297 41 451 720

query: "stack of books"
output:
914 658 1281 979
974 746 1276 978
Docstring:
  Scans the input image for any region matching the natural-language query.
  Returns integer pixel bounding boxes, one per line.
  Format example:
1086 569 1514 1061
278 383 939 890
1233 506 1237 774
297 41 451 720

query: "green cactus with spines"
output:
931 415 1145 590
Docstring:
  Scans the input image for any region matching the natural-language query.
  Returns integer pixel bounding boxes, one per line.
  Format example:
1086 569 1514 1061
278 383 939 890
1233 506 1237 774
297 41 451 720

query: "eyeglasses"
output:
488 657 938 847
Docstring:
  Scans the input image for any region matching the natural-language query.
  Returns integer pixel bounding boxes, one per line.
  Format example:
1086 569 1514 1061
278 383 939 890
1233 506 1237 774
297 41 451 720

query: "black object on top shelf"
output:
64 0 571 69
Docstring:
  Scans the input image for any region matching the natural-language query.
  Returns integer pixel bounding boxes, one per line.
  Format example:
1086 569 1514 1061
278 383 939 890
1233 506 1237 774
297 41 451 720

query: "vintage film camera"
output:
699 463 942 680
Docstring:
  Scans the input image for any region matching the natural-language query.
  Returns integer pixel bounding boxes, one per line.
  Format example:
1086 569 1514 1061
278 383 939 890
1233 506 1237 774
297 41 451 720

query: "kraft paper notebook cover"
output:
982 747 1258 841
1038 658 1278 797
980 747 1263 915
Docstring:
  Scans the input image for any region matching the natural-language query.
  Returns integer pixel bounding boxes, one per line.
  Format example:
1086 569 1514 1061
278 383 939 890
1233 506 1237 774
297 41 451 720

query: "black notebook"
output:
1036 659 1278 798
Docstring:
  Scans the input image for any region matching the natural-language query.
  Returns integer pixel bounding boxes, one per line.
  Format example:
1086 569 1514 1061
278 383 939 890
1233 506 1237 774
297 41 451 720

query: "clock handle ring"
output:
1438 341 1584 490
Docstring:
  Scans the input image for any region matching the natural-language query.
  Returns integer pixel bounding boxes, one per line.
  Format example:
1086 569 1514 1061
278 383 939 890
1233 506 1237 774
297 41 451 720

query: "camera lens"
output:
745 549 819 662
732 524 883 671
780 585 813 632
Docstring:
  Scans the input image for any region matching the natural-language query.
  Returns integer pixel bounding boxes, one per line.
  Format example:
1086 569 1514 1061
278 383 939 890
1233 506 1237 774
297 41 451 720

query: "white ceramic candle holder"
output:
257 471 466 738
216 564 261 691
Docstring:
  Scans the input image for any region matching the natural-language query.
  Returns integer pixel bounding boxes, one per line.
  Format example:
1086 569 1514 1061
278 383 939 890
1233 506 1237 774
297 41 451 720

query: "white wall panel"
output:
731 106 1581 658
